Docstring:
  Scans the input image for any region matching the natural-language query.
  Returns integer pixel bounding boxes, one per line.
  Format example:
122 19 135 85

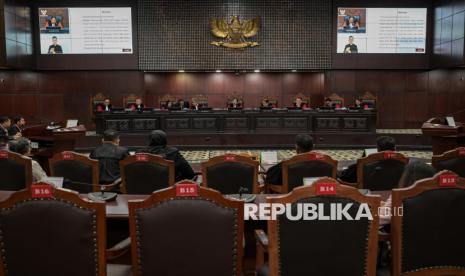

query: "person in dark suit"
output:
265 134 314 186
48 36 63 54
8 116 26 136
0 116 20 143
136 130 195 182
354 99 363 109
338 136 397 184
90 129 129 185
343 36 358 53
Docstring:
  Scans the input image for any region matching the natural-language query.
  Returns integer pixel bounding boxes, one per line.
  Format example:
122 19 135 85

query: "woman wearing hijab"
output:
137 130 195 182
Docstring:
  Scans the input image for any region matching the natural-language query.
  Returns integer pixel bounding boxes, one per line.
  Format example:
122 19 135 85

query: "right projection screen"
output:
336 8 427 54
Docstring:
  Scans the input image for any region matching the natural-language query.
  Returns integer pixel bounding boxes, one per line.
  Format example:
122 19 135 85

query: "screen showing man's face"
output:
52 38 58 45
348 37 354 44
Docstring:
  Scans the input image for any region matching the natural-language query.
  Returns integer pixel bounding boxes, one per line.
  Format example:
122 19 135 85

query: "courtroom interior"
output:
0 0 465 275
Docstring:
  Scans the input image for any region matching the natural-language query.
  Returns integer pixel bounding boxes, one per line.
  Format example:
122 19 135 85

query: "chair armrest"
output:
269 184 283 194
338 179 357 187
255 229 268 270
379 231 390 242
106 237 131 260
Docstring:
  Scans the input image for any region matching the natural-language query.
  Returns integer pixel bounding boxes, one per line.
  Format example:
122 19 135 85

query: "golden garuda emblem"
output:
210 16 260 49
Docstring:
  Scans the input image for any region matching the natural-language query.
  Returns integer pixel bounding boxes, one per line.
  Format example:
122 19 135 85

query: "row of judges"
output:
95 97 374 112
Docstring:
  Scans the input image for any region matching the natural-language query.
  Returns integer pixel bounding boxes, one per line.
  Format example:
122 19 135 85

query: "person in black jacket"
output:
0 116 20 143
265 134 314 186
90 129 129 185
8 116 26 136
338 136 397 184
137 130 195 182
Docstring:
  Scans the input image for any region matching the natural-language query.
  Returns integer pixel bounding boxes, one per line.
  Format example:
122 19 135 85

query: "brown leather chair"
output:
128 181 244 276
270 152 338 193
0 184 107 275
201 154 260 194
120 153 175 194
49 151 100 193
0 150 32 190
256 177 380 276
357 151 409 191
391 171 465 276
432 147 465 177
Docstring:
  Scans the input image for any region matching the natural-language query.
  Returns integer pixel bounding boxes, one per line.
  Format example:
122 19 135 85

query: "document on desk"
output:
261 151 278 165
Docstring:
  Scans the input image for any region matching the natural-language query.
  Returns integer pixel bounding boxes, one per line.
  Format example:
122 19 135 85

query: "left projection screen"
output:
38 7 133 54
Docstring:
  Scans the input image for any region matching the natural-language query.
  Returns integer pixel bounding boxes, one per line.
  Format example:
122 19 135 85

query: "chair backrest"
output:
201 154 259 194
261 96 278 107
227 92 244 106
357 151 409 191
326 92 345 107
360 91 377 108
267 177 380 276
192 94 209 107
0 150 32 190
49 151 99 193
391 171 465 276
128 181 244 276
282 152 338 193
123 93 138 108
432 147 465 177
91 92 106 112
120 153 175 194
0 184 106 276
159 94 178 109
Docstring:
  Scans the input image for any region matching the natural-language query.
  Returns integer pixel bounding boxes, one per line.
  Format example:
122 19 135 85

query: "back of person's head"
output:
376 136 396 152
398 161 436 188
8 138 30 156
295 134 314 154
103 129 120 143
149 130 167 147
0 116 10 125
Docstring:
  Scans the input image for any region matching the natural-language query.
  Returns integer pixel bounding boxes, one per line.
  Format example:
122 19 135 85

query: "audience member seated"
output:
379 160 436 227
0 116 21 142
89 129 129 185
339 136 396 183
266 134 313 185
136 130 195 182
129 98 145 111
8 138 48 183
8 116 26 136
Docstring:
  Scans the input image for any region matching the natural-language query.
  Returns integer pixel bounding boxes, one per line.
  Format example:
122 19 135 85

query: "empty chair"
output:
391 171 465 276
357 151 409 191
201 153 260 194
0 184 107 275
270 152 338 193
432 147 465 177
0 150 32 190
120 153 175 194
128 181 244 276
256 177 380 276
49 151 99 193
